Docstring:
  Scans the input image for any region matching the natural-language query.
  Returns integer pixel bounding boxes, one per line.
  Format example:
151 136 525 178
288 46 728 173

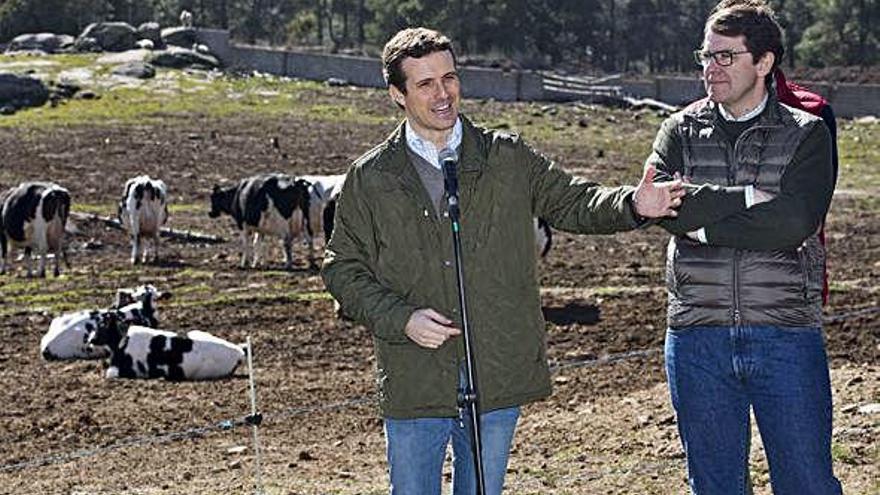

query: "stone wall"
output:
196 29 879 117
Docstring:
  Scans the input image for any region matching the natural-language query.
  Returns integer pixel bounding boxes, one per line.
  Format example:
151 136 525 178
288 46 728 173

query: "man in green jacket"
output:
322 27 691 495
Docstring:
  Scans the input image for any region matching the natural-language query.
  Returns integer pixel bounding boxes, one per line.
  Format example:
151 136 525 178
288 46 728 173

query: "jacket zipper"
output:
733 249 741 326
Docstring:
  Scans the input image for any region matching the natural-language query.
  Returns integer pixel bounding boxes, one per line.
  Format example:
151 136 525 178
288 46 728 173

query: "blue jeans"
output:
665 326 842 495
384 405 520 495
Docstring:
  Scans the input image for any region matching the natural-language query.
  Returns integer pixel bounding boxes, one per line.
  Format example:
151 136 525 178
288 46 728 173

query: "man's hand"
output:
405 308 461 349
633 165 685 218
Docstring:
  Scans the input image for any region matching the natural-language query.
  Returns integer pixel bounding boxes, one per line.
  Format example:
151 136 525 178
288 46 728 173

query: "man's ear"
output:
389 85 405 108
756 51 775 77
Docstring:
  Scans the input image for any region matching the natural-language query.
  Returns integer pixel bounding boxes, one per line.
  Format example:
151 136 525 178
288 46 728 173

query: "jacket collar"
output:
375 114 488 175
688 88 787 130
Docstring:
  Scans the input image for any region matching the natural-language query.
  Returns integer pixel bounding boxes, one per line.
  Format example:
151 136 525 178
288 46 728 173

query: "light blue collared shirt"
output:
405 118 463 169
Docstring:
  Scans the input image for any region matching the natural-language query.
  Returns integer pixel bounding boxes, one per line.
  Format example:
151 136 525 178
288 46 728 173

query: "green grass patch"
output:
174 268 217 280
0 57 390 128
837 120 880 192
830 442 856 464
5 287 104 305
0 52 100 73
73 203 204 215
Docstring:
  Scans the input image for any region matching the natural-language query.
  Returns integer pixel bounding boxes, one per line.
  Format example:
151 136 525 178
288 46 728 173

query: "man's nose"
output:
436 82 449 99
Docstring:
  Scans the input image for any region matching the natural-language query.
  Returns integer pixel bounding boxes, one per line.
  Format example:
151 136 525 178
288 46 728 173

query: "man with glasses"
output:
647 1 842 493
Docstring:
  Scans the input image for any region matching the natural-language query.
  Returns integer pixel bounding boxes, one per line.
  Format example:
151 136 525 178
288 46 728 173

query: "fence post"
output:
246 336 266 495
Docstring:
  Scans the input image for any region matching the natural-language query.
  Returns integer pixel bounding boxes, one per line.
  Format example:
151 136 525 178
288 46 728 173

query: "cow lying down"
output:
87 320 244 381
40 285 168 361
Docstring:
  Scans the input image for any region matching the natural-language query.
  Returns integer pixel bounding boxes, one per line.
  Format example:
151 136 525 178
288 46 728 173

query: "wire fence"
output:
1 304 875 476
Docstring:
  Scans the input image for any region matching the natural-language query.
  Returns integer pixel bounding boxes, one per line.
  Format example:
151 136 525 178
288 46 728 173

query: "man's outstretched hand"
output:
633 165 685 218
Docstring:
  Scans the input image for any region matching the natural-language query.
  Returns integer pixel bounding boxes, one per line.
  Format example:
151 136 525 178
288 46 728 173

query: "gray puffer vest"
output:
667 96 824 328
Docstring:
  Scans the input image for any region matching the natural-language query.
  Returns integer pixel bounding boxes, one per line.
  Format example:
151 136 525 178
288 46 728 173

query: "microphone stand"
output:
442 156 486 495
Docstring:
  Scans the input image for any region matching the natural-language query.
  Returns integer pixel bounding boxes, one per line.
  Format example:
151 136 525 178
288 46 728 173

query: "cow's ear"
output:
212 184 221 193
115 289 134 308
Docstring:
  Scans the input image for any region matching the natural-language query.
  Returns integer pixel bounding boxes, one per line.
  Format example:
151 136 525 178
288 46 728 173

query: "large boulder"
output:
0 74 49 113
75 22 137 52
137 22 162 48
112 61 156 79
160 27 197 48
7 33 74 53
149 46 220 70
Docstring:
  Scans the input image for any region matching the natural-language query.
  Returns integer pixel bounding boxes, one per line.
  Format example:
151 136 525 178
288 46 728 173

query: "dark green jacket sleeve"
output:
648 118 751 234
702 122 834 249
519 138 640 234
321 168 417 343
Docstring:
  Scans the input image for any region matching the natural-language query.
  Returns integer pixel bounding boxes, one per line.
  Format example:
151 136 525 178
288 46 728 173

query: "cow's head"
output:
86 312 125 352
114 284 171 308
209 184 236 218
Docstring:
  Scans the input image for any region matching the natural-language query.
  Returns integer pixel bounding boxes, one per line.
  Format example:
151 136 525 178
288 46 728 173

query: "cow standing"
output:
209 174 312 270
299 173 345 247
119 175 168 265
87 321 244 381
0 181 70 277
179 10 193 28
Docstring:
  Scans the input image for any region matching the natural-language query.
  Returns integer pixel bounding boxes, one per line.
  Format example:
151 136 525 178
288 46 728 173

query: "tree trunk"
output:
357 0 365 46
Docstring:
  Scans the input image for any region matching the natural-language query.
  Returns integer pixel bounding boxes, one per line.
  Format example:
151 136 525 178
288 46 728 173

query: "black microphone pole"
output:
440 148 486 495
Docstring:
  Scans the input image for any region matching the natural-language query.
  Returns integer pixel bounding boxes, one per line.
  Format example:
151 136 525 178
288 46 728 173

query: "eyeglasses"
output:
693 49 751 67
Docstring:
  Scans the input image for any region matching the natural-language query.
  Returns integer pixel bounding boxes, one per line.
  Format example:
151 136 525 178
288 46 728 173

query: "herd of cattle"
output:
2 172 344 381
0 172 346 277
1 171 552 381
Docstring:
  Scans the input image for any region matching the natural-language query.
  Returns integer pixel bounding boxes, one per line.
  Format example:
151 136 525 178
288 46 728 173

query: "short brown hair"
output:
706 0 784 84
382 27 455 94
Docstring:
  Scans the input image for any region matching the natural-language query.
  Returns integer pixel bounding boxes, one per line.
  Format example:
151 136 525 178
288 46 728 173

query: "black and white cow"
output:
535 217 552 258
209 174 312 270
119 175 169 265
299 173 345 246
87 320 245 381
40 285 169 361
0 181 70 277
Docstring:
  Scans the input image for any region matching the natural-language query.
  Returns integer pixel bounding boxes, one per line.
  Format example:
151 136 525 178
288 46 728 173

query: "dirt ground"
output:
0 95 877 494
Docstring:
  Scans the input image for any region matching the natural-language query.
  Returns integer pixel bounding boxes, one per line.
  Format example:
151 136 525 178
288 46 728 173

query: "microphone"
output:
439 148 460 220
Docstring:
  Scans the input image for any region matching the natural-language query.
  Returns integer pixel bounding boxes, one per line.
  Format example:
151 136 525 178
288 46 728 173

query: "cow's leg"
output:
282 234 293 271
141 233 150 264
252 232 262 268
239 230 250 268
0 233 6 275
130 213 141 265
52 241 61 277
152 232 160 264
36 229 50 278
131 234 140 265
305 232 316 269
25 247 34 278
